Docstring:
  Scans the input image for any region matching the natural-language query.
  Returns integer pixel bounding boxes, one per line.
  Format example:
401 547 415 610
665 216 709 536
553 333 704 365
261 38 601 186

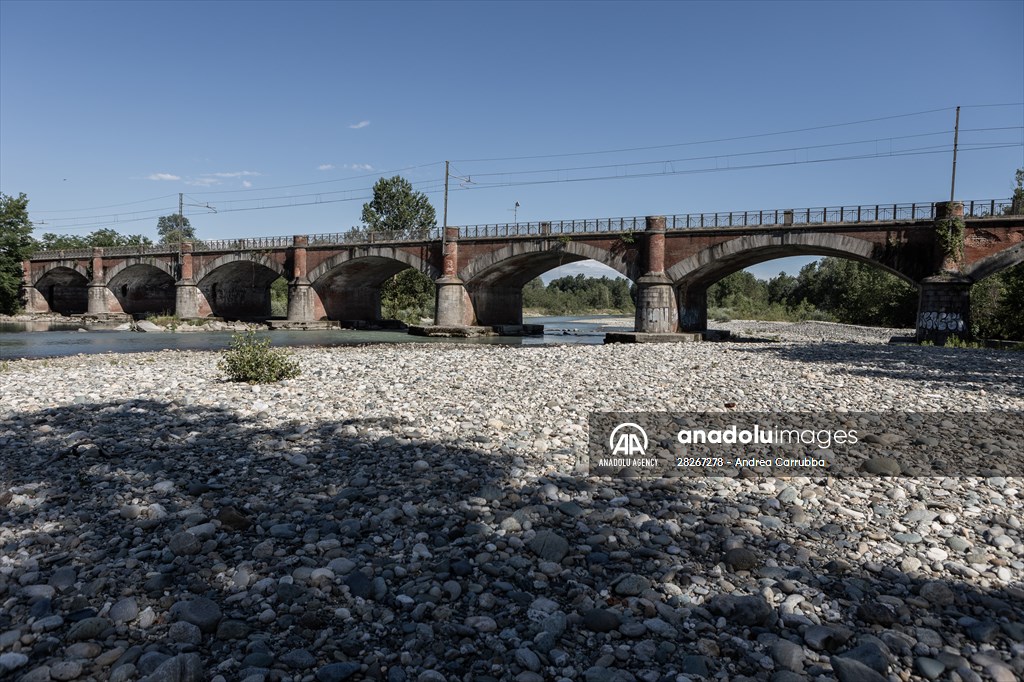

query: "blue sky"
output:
2 0 1022 282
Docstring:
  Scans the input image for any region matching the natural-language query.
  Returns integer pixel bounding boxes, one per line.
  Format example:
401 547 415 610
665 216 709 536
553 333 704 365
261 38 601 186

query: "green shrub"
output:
219 331 300 383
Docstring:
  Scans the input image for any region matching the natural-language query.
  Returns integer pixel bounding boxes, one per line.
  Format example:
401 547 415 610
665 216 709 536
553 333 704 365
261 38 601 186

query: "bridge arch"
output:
309 248 438 322
194 252 287 283
667 232 916 287
307 246 438 284
961 241 1024 283
106 262 177 316
458 241 637 326
666 233 918 332
458 240 636 285
104 258 176 283
30 262 90 287
195 255 286 320
31 266 89 314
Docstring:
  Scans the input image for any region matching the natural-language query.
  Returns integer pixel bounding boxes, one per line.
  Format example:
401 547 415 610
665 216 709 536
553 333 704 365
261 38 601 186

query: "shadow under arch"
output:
307 248 440 322
195 259 285 320
31 265 89 314
459 241 637 326
106 263 177 316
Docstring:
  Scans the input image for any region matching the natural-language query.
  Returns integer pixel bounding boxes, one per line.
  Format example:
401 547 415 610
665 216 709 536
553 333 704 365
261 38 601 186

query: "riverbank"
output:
1 342 1021 681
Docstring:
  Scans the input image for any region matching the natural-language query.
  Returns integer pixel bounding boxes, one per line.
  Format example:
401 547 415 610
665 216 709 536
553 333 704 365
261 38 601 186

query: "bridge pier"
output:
287 236 317 322
434 229 473 326
677 282 708 332
86 248 108 314
174 243 202 318
20 260 49 313
634 216 678 333
917 274 972 344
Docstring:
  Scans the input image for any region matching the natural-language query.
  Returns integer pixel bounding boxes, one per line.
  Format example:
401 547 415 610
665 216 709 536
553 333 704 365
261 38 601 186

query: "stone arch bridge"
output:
22 199 1024 343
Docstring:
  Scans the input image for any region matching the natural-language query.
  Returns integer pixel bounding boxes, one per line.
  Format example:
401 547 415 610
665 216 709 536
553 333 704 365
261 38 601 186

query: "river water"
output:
0 316 634 359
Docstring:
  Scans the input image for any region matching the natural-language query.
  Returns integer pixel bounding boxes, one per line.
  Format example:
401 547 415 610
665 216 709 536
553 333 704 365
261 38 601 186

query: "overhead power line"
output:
450 106 960 162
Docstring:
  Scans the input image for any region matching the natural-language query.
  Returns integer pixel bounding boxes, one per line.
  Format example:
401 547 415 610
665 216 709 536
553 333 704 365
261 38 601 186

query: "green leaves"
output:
0 192 34 314
156 214 195 244
218 331 301 383
361 176 436 238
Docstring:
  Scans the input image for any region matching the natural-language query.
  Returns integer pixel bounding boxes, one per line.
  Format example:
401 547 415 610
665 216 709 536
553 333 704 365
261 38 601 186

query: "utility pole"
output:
441 161 450 255
949 106 960 202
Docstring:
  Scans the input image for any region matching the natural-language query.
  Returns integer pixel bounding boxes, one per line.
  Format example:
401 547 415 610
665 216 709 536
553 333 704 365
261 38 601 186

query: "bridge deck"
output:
28 198 1015 260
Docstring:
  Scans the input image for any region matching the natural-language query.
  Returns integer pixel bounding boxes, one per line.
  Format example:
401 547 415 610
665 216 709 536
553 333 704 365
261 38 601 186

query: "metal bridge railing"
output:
27 198 1018 259
664 199 1015 230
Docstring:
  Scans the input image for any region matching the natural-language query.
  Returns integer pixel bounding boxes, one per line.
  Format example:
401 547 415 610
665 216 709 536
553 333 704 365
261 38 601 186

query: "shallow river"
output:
0 315 633 359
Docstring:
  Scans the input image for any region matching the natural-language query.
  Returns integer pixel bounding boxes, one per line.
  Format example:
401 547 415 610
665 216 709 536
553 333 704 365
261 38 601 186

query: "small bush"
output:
219 331 300 383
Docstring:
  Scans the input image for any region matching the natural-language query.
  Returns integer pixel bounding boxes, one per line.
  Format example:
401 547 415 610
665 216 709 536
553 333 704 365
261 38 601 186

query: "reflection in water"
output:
0 316 634 359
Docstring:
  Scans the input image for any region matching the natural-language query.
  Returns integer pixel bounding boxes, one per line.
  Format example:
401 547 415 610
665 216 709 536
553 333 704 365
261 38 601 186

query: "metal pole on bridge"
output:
441 161 450 255
949 106 960 202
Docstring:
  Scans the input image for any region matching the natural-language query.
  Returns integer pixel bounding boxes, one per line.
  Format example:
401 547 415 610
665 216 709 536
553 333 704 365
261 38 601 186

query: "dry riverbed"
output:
1 341 1022 682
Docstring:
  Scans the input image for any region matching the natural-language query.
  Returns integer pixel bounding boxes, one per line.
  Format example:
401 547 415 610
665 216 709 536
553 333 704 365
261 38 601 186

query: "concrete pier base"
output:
175 281 201 319
604 331 703 344
916 275 972 344
286 280 316 322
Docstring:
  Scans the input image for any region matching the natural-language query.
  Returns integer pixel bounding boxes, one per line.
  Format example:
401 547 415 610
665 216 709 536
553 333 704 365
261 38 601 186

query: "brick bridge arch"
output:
30 262 90 287
30 265 89 314
665 232 921 333
193 254 288 320
457 241 637 325
961 241 1024 282
308 248 440 321
105 261 178 316
666 232 918 286
458 240 636 284
194 252 288 283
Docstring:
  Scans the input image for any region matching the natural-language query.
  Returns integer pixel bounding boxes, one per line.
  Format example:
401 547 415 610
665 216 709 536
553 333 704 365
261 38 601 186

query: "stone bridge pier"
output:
634 216 678 333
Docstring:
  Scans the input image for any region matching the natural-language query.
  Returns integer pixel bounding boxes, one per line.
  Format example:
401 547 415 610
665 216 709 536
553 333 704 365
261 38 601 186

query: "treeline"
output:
708 258 1023 339
523 274 635 315
708 259 917 327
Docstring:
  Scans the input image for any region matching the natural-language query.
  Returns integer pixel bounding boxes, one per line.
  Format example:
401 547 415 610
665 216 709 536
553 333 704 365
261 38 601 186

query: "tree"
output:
157 213 195 244
361 176 438 322
0 192 35 314
361 176 436 238
36 229 152 251
1009 168 1023 215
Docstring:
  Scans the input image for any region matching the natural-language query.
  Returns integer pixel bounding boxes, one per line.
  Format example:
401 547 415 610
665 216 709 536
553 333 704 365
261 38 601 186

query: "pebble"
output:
0 339 1020 682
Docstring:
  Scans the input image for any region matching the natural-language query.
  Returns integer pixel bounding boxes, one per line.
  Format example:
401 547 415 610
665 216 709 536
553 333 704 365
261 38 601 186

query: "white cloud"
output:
147 173 181 181
185 177 221 187
209 171 261 178
348 120 370 129
345 163 374 171
318 164 336 171
242 180 253 188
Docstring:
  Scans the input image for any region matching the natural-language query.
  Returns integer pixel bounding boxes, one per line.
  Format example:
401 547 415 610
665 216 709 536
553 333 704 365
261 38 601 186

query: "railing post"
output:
991 199 995 216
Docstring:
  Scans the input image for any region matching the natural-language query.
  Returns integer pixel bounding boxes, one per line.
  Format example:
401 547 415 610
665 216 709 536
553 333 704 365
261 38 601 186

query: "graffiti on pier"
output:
918 311 965 332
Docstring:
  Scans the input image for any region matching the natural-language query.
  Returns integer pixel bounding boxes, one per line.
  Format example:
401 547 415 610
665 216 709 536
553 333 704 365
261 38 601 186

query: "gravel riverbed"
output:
1 341 1022 682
